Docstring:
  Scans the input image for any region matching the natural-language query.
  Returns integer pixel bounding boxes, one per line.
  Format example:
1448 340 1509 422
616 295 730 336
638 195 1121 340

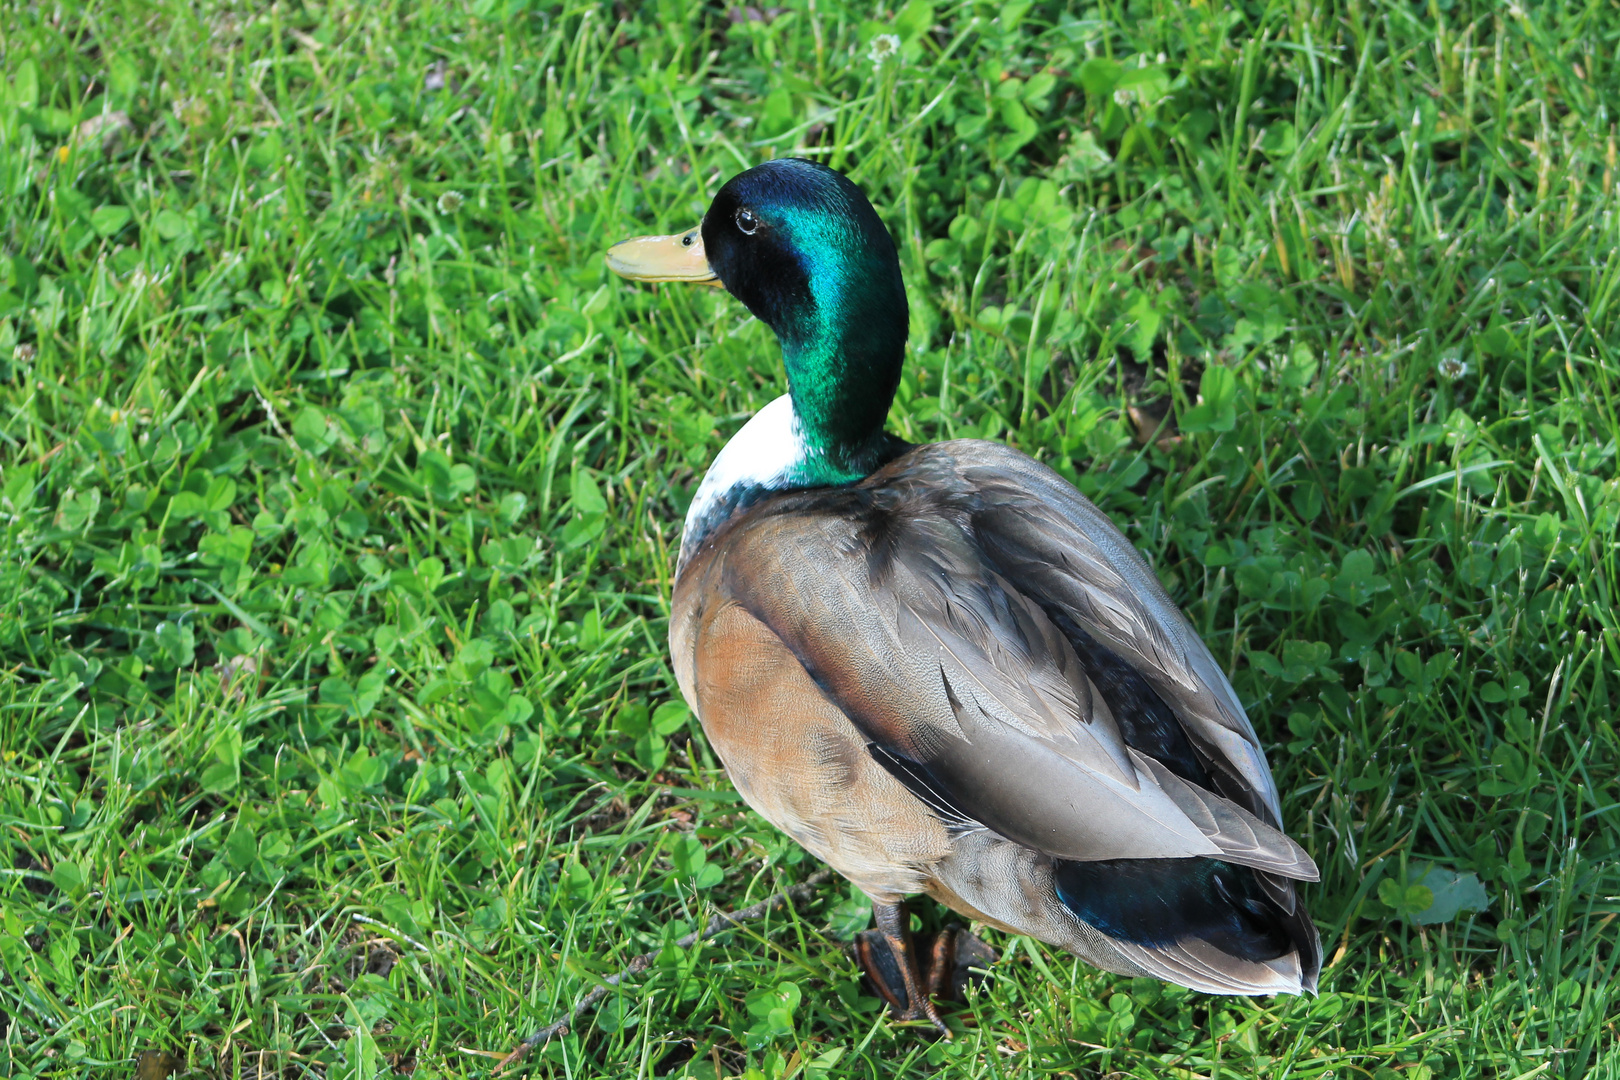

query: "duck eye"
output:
681 232 695 247
734 208 759 235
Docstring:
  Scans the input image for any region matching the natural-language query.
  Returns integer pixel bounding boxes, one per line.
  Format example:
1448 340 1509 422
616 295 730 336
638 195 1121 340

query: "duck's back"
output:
670 440 1321 995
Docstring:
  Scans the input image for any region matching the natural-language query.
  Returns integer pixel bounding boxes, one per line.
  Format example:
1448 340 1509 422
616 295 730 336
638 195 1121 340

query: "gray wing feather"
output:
948 443 1287 828
711 442 1314 880
1129 751 1318 880
723 518 1226 862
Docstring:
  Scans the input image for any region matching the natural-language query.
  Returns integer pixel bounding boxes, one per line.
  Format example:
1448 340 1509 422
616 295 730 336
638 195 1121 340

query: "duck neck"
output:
776 265 909 484
780 334 904 484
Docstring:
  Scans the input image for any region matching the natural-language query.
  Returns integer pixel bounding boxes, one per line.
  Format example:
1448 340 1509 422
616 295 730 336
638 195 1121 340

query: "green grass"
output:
3 0 1619 1076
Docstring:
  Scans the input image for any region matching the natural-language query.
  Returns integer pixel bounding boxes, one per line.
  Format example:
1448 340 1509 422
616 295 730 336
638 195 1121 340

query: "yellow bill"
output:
604 227 722 285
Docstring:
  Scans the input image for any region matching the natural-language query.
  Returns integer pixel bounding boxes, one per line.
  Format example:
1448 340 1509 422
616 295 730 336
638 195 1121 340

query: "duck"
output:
605 158 1320 1035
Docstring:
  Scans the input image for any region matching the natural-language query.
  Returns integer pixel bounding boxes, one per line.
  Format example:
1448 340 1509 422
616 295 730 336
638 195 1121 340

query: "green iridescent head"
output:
608 159 909 482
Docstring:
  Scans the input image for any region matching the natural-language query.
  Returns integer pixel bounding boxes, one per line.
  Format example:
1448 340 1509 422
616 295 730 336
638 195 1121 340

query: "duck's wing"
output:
942 440 1290 831
692 442 1315 882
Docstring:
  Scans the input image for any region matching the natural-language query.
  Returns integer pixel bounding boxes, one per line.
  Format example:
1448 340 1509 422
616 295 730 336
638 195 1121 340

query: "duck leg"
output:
923 925 958 1002
854 900 952 1038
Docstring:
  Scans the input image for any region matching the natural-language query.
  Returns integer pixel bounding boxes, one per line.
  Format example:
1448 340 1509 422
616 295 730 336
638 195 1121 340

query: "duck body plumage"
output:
608 157 1320 1004
670 434 1320 994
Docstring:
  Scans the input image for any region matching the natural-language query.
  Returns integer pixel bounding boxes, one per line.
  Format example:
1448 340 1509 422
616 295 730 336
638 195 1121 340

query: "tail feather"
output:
926 827 1319 997
1051 856 1319 992
1265 872 1322 992
1109 934 1310 996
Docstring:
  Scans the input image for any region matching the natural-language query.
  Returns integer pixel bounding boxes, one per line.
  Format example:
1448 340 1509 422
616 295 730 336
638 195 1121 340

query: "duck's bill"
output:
604 228 722 285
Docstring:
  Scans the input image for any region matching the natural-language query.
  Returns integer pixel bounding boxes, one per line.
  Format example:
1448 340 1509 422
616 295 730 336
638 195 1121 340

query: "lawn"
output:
3 0 1619 1076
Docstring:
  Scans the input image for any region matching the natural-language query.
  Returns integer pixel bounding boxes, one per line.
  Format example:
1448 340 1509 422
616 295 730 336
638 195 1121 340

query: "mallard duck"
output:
606 158 1320 1033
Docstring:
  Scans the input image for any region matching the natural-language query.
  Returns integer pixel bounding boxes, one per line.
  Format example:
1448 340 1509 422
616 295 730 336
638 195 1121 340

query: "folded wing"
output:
703 442 1316 884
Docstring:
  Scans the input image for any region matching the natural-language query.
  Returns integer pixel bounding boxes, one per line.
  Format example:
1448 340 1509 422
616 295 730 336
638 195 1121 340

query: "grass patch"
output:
3 0 1619 1077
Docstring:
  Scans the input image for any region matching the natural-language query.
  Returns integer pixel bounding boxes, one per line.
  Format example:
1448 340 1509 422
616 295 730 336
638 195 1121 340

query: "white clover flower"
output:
437 190 465 214
1438 354 1469 382
868 34 900 65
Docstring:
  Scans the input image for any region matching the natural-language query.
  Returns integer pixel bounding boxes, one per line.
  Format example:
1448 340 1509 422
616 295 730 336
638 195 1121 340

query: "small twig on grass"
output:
492 868 836 1074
